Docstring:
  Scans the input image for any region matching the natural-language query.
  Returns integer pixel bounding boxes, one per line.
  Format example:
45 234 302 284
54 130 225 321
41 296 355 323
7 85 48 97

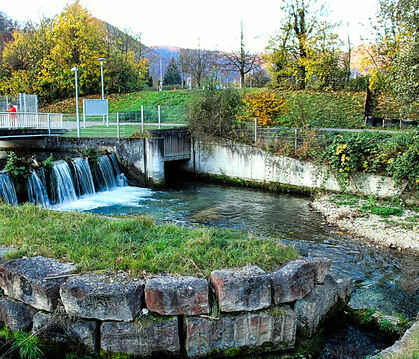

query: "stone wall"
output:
0 253 352 358
182 139 403 198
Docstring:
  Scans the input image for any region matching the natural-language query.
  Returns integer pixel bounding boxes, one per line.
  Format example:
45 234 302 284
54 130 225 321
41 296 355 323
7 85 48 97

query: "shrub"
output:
187 88 245 142
240 89 286 127
4 152 32 179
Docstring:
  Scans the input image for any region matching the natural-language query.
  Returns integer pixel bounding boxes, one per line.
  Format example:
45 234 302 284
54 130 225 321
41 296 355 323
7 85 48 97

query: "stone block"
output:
60 272 144 321
304 257 332 283
335 276 353 302
271 259 315 304
145 276 209 315
32 311 97 351
0 297 37 331
294 274 340 337
210 265 271 312
101 315 179 356
184 306 296 358
0 256 76 311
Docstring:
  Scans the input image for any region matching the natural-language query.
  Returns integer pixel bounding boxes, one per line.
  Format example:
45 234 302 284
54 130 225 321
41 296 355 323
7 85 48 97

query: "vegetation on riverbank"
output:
0 203 299 276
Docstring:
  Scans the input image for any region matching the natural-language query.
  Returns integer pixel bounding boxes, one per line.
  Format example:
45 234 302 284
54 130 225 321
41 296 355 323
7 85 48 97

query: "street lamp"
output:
98 58 106 125
71 66 80 138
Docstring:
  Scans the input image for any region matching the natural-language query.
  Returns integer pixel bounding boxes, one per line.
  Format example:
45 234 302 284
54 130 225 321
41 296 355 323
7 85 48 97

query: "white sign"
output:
83 99 108 116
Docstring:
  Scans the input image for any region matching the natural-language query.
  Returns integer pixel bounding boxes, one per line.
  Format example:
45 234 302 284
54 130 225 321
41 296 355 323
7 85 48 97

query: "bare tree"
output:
178 48 190 88
188 47 215 88
220 21 260 88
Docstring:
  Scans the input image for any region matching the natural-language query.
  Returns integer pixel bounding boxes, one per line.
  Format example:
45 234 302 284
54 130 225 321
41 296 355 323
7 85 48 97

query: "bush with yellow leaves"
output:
240 90 286 127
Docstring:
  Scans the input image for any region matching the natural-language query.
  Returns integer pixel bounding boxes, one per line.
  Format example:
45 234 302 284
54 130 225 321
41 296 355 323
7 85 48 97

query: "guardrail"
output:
0 112 63 130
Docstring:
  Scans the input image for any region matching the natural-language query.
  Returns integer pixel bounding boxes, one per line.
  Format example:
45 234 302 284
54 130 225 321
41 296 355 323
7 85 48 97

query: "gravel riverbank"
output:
311 195 419 253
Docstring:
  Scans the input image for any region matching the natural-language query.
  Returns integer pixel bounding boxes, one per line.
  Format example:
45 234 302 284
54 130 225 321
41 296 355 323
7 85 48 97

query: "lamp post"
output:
98 57 106 125
71 66 80 138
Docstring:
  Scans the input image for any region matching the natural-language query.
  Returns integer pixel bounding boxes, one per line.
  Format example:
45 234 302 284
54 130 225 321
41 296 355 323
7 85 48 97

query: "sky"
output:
2 0 380 52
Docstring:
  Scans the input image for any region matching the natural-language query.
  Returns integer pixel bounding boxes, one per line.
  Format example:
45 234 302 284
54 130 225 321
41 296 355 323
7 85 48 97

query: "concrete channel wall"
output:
0 254 351 357
183 139 403 198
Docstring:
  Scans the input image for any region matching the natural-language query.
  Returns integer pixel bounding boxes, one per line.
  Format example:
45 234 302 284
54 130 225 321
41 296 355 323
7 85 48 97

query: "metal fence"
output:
0 112 63 130
0 94 38 113
63 105 187 138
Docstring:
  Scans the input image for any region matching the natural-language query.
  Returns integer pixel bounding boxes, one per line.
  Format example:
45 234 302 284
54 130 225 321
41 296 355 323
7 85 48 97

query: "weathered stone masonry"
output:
0 254 352 358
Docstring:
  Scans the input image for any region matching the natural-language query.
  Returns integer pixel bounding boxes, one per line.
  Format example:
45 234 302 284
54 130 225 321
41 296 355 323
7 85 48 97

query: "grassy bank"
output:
0 203 298 276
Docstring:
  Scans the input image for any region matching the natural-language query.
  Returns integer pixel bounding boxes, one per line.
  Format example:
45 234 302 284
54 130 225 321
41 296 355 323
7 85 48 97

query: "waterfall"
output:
27 170 50 208
98 155 122 190
110 154 128 187
52 161 77 204
0 172 18 206
72 157 95 196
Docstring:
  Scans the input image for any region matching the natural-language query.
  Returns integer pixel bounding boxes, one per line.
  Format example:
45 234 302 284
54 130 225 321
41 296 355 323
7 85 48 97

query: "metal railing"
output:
0 112 63 130
63 105 187 138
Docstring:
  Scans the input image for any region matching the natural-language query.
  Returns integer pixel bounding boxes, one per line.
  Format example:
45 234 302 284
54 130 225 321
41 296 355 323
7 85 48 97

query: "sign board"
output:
83 99 108 116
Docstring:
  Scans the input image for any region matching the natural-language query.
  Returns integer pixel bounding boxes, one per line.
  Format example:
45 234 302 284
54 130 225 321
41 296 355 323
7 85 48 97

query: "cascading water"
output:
72 157 95 197
98 155 127 190
52 161 77 205
27 170 50 208
0 172 18 206
109 153 128 187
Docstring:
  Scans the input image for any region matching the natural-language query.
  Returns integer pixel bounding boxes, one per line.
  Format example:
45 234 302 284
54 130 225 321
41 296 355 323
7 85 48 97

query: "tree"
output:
178 48 190 88
266 0 342 90
163 56 181 85
220 21 260 88
187 47 215 88
369 0 419 118
0 1 150 101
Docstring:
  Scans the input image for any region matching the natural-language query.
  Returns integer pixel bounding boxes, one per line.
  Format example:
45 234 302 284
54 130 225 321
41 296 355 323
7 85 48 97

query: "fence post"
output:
158 105 161 129
36 112 40 129
48 114 51 137
117 112 120 138
254 118 257 144
60 114 63 129
106 114 109 128
294 128 298 155
141 105 144 132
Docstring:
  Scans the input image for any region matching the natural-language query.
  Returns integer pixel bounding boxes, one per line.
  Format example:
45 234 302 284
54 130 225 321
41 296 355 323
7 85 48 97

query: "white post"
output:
158 105 161 129
36 112 39 129
83 102 86 129
71 67 80 138
141 105 144 132
106 114 109 127
117 112 120 138
60 114 63 129
48 114 51 137
254 118 257 144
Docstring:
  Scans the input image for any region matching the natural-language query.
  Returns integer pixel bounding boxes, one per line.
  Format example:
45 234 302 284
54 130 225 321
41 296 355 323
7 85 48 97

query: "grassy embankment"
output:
0 203 299 276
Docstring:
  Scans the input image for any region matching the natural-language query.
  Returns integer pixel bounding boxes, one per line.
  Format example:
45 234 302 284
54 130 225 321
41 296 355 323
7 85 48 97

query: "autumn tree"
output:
266 0 342 90
220 21 260 88
178 48 190 88
366 0 418 118
0 2 150 101
163 56 181 85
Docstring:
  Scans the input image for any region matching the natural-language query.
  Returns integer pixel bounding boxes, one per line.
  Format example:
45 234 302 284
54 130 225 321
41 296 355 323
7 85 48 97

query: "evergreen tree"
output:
163 56 181 85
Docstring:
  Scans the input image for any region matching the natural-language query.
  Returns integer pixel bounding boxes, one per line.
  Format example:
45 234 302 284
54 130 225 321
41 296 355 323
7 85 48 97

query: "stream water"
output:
59 181 418 321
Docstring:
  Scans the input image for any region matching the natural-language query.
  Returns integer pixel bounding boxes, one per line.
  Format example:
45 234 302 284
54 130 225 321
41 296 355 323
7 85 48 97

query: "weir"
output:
0 154 127 208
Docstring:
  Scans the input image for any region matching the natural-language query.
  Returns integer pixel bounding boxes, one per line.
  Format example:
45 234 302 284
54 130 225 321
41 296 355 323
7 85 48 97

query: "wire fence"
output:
63 106 187 138
0 94 38 113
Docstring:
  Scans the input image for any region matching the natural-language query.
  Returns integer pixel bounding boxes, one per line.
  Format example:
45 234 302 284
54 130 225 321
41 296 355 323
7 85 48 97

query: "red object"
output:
8 105 16 113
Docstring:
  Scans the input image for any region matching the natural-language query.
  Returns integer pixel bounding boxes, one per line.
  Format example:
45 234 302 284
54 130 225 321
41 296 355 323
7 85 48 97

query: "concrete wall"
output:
183 140 403 198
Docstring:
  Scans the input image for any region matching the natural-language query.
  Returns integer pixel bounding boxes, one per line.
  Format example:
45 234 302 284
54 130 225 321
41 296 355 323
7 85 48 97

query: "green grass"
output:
0 203 299 276
63 124 185 138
